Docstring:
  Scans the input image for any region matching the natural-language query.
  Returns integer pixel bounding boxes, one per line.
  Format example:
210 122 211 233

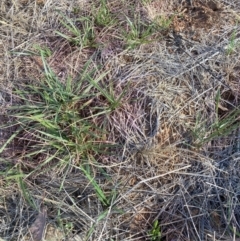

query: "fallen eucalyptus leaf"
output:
29 206 47 241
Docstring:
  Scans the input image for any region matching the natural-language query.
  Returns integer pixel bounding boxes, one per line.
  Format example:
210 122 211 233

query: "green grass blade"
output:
0 128 22 154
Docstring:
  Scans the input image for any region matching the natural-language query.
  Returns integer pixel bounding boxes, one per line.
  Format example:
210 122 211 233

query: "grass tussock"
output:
1 0 240 240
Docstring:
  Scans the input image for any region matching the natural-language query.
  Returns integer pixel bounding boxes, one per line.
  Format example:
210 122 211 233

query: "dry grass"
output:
1 0 240 241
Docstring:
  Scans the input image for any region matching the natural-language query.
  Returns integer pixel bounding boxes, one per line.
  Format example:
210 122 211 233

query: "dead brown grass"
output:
1 0 240 241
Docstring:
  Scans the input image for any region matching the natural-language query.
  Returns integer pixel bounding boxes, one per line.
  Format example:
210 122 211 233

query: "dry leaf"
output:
29 206 47 241
44 225 65 241
36 0 46 5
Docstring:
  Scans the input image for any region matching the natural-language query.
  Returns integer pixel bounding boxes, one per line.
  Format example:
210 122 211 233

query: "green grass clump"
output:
192 89 240 147
0 50 124 227
153 15 173 30
94 0 116 27
56 12 96 48
123 15 156 49
3 51 124 174
149 220 161 241
226 28 237 55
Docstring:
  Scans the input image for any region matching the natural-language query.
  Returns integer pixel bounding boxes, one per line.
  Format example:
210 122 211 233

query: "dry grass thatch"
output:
1 0 240 240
